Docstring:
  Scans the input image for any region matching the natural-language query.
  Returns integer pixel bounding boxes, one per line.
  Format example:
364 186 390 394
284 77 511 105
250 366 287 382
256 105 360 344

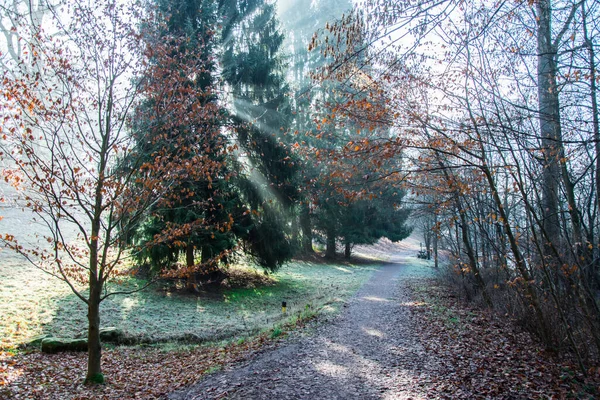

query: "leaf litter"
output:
0 330 285 399
406 278 600 399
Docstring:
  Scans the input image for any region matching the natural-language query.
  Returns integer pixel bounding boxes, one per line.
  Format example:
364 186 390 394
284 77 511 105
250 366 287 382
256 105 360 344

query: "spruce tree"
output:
127 0 297 277
220 1 299 270
127 0 241 288
279 0 354 253
280 0 412 258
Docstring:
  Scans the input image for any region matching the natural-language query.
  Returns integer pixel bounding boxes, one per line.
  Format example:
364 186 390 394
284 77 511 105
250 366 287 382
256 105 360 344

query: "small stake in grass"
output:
282 301 287 314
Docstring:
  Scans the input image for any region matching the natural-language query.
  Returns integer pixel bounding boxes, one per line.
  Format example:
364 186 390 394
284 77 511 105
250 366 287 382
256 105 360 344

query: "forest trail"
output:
169 245 436 400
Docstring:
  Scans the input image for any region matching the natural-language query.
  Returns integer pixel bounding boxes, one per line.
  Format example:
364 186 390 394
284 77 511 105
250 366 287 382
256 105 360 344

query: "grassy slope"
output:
0 256 378 349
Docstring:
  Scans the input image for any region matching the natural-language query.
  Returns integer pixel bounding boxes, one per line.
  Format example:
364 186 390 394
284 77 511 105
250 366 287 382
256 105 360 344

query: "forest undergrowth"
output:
407 278 600 399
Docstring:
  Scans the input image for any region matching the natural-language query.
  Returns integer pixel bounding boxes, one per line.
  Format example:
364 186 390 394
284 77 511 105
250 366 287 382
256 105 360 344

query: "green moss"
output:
85 373 105 384
41 338 87 353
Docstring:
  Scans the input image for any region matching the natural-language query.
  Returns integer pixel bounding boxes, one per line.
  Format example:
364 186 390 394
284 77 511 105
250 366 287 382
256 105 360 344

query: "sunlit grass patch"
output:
0 259 76 349
0 257 378 349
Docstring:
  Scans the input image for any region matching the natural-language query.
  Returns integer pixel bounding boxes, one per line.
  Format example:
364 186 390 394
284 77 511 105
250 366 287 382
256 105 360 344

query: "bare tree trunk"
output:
186 242 198 292
86 214 103 383
344 241 351 258
300 204 314 253
423 224 432 259
537 2 590 304
435 152 492 307
86 283 102 383
86 137 108 383
433 211 439 268
325 228 336 259
536 0 562 250
468 119 550 340
291 214 299 248
583 2 600 287
457 197 493 308
200 245 221 283
489 157 560 350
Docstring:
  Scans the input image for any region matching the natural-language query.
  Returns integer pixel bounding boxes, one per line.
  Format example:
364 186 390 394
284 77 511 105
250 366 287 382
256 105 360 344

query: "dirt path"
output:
169 251 436 399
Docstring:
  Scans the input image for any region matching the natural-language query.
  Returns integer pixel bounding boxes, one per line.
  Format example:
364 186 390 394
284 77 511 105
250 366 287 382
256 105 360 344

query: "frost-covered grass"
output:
0 256 378 349
0 255 75 349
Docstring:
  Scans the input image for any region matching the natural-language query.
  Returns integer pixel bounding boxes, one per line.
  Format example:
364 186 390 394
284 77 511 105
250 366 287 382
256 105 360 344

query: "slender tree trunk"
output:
496 223 508 279
291 214 299 248
201 245 216 281
583 3 600 287
457 198 492 308
86 215 103 383
86 149 107 383
485 165 552 346
536 0 562 250
325 228 336 258
454 213 461 258
86 283 102 383
201 245 210 264
537 1 590 303
300 204 313 253
424 225 432 259
344 241 351 258
570 6 600 349
186 242 198 292
466 111 550 337
433 212 439 268
436 153 492 307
